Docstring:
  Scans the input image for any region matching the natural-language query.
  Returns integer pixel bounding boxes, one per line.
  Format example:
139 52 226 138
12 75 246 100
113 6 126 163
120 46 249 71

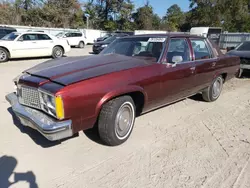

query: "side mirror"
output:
18 37 23 42
227 46 235 52
172 56 183 66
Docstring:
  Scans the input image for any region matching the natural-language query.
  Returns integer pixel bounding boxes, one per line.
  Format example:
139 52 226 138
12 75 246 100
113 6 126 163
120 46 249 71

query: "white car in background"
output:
0 31 71 63
56 31 87 48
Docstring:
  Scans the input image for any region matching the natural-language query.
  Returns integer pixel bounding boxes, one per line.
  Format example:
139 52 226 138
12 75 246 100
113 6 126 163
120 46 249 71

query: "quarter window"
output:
190 39 212 60
167 38 191 63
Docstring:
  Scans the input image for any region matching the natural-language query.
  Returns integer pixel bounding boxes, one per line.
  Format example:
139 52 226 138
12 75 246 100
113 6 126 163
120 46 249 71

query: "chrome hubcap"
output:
0 50 7 61
115 102 134 139
55 49 62 57
212 78 222 98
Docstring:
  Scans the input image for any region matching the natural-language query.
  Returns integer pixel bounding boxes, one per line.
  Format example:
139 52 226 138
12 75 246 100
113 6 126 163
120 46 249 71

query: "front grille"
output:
240 58 250 65
18 86 41 109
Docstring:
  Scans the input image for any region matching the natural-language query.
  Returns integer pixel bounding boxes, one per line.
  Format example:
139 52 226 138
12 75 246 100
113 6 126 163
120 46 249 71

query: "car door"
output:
160 37 196 104
37 33 54 56
11 34 39 58
189 38 217 91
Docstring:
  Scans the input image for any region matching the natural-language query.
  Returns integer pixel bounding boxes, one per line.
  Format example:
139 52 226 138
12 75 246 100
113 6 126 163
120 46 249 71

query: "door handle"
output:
212 62 216 67
32 42 36 43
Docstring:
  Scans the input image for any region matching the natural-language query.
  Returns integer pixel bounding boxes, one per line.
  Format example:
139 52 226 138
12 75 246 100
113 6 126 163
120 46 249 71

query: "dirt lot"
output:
1 46 250 188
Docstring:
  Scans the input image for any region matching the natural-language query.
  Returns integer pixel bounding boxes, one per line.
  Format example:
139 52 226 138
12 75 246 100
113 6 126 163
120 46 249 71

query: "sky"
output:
134 0 190 17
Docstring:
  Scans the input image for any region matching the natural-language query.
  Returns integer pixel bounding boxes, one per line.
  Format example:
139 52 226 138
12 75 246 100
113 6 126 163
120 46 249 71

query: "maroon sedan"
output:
6 34 240 146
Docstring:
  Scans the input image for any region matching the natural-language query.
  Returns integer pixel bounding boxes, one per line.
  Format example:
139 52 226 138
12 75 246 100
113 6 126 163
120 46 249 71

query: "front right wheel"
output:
98 96 136 146
202 75 224 102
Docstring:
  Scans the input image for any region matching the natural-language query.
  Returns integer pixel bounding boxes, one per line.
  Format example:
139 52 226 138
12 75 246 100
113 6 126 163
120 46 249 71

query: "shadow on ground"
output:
0 156 38 188
83 125 106 146
7 107 78 148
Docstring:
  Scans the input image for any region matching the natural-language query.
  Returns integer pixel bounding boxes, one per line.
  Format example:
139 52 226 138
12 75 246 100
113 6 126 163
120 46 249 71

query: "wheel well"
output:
0 46 10 57
54 45 64 53
126 91 145 116
80 41 85 44
221 73 227 82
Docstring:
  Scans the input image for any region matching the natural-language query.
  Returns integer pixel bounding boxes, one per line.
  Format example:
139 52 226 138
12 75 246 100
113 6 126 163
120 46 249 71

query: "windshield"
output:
1 32 19 41
56 32 65 38
236 42 250 51
104 36 117 43
101 37 167 62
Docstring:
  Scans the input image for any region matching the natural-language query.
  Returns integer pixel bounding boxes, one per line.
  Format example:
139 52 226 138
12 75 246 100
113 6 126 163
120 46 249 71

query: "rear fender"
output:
95 85 147 116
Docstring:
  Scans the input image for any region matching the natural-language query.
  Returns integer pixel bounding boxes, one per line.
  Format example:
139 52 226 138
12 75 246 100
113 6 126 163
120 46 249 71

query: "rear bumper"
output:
6 93 73 141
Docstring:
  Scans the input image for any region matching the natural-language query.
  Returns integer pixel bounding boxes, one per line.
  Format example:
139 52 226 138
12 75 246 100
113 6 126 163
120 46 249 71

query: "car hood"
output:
227 50 250 58
94 41 110 45
24 54 151 86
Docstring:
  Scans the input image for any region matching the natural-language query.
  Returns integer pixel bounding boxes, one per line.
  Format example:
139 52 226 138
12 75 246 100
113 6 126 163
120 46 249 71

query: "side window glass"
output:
167 38 191 64
77 33 82 37
22 34 38 41
191 39 211 60
65 33 71 37
38 34 51 40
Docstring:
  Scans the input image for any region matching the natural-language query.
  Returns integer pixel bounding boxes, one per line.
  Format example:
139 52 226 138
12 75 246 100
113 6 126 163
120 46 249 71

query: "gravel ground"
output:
0 46 250 188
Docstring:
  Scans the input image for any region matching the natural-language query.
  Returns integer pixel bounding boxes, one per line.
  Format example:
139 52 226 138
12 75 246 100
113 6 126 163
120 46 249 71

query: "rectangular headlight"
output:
39 90 64 120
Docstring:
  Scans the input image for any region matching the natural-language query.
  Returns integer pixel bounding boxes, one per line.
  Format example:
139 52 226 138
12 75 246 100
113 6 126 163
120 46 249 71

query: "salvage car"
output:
227 41 250 77
0 32 71 62
6 34 240 146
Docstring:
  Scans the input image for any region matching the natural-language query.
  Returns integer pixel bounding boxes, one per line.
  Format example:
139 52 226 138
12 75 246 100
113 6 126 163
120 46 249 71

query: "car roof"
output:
12 31 51 35
122 33 206 39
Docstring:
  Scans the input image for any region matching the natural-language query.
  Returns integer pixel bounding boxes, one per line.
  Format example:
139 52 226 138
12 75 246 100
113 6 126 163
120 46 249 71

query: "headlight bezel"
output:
38 89 64 120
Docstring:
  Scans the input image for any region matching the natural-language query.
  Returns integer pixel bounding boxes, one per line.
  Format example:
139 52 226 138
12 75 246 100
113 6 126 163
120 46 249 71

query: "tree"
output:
133 2 154 30
162 4 184 31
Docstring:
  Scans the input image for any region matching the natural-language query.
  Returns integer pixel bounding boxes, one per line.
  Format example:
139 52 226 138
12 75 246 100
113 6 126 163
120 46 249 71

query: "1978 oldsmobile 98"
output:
6 34 240 146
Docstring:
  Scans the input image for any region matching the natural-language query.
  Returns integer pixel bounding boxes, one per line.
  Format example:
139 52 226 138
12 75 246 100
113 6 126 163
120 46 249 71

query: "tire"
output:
202 75 224 102
98 96 136 146
0 47 9 63
52 46 64 59
78 41 85 48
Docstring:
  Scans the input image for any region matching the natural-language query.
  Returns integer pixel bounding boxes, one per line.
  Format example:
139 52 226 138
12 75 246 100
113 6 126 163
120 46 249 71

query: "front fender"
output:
95 85 147 116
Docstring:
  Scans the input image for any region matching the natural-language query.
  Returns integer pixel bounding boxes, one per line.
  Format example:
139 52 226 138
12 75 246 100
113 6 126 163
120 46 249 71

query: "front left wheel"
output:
98 96 136 146
52 46 64 59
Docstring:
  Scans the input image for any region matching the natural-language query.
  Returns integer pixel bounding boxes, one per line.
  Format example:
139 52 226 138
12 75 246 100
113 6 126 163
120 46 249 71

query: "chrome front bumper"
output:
6 93 73 141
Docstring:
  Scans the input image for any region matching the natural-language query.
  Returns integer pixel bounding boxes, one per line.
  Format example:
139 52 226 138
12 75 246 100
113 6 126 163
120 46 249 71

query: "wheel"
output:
98 96 136 146
78 41 85 48
202 75 224 102
0 47 9 62
52 46 64 58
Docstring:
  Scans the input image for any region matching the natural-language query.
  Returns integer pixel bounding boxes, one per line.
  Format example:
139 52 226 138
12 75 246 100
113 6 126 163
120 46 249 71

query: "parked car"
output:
95 33 113 42
6 34 240 146
56 31 86 48
0 31 71 62
227 41 250 77
92 34 128 54
0 26 17 39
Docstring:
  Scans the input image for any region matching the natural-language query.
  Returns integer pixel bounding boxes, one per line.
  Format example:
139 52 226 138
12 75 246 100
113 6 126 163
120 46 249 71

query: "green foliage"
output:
162 4 185 31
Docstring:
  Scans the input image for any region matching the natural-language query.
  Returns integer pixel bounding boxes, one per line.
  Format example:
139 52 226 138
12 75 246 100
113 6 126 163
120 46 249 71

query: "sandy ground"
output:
0 46 250 188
